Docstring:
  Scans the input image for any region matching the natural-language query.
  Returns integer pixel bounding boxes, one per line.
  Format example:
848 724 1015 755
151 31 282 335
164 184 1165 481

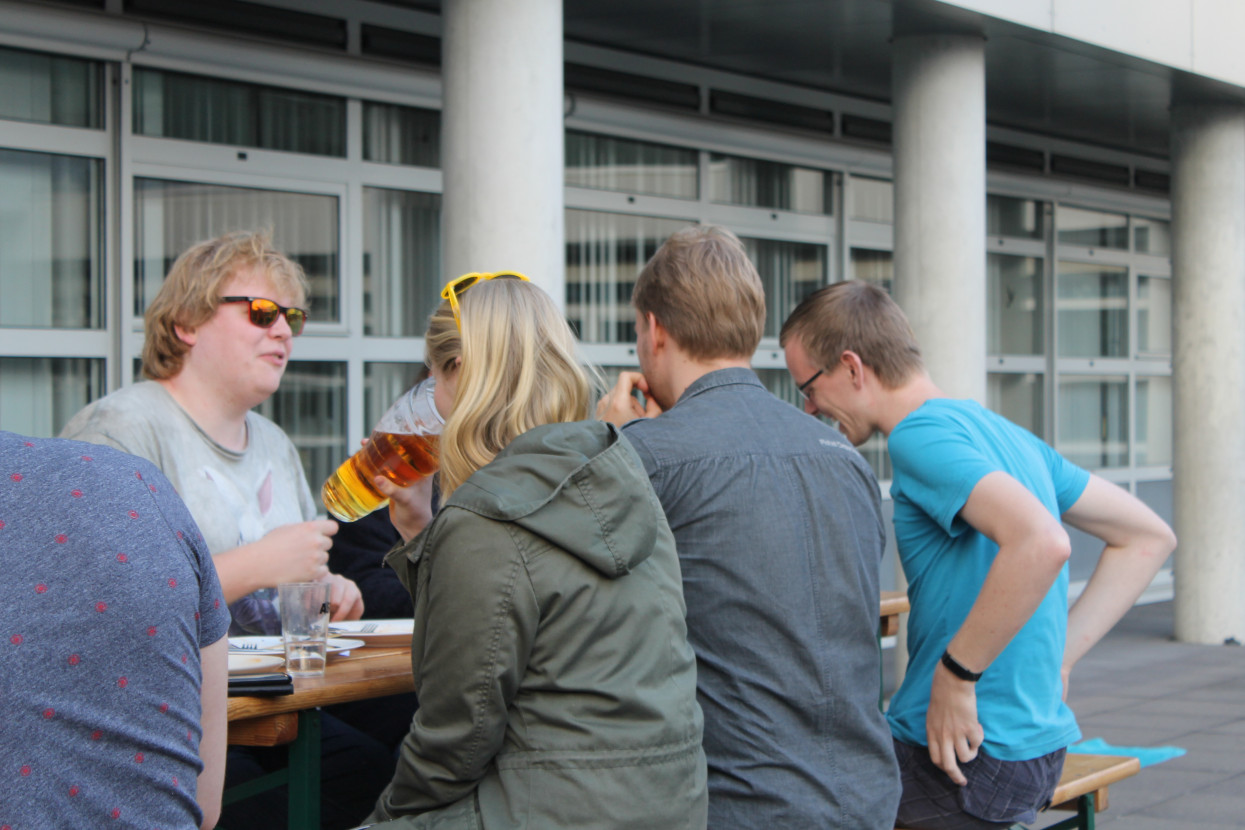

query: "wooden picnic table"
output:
224 592 910 828
224 646 414 830
880 590 909 637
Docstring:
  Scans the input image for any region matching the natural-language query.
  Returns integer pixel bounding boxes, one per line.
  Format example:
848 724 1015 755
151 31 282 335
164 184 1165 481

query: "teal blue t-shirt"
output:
885 399 1090 761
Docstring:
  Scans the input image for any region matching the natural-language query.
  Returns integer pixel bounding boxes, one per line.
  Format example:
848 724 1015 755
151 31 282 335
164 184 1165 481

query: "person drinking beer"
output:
61 230 392 830
359 275 709 829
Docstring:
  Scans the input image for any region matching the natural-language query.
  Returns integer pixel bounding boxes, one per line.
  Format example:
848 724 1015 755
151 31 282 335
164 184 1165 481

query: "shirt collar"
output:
672 367 765 408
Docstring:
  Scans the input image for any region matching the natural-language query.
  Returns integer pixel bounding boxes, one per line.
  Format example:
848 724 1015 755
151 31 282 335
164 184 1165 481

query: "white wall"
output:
939 0 1245 89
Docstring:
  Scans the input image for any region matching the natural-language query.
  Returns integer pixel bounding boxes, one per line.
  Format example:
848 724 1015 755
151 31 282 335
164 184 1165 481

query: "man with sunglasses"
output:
61 231 392 829
596 226 900 830
780 280 1175 829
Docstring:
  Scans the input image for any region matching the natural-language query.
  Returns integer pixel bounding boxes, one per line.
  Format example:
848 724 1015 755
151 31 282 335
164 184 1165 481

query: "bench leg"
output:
1039 792 1095 830
287 708 322 830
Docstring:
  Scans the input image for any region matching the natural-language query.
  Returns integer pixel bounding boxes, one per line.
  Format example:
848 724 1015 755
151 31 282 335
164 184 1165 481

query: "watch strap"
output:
941 649 983 682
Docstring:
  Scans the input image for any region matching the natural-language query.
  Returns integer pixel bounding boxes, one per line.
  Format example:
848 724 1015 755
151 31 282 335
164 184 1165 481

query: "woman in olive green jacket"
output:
360 277 707 830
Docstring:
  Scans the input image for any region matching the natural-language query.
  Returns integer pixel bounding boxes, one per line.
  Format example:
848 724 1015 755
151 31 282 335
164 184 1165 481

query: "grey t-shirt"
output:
621 368 900 830
0 431 230 828
61 381 316 633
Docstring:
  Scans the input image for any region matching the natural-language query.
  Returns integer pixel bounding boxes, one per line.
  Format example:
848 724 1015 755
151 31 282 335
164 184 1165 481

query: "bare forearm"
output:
1065 540 1169 668
946 527 1069 671
210 545 267 603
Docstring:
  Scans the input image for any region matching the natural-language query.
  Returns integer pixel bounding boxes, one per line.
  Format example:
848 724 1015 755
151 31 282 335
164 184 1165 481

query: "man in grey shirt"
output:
597 226 900 829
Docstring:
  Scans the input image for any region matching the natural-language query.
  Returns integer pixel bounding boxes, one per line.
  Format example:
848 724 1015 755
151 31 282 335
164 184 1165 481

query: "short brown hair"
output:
632 225 765 360
142 231 309 380
780 280 923 388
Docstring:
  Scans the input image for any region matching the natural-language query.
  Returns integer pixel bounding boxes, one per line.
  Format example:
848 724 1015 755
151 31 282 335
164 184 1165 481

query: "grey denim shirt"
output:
622 368 900 830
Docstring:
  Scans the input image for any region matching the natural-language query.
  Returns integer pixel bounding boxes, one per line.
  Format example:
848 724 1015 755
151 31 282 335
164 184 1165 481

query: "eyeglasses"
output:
440 271 530 330
218 296 308 336
796 369 824 401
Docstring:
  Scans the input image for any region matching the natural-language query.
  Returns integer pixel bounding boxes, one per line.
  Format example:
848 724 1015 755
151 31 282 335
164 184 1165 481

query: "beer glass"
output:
321 377 444 522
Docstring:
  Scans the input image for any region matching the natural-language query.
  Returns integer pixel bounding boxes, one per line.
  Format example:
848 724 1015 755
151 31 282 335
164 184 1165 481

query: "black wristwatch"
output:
941 650 983 683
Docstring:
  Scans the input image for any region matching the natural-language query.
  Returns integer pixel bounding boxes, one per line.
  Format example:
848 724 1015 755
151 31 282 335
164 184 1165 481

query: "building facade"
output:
1 0 1241 642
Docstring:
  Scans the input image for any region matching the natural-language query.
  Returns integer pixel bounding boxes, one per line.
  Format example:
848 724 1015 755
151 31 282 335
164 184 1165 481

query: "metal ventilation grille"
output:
123 0 348 50
709 90 834 134
840 114 891 145
1133 169 1171 193
564 63 700 110
361 25 441 66
1050 154 1131 187
987 141 1045 172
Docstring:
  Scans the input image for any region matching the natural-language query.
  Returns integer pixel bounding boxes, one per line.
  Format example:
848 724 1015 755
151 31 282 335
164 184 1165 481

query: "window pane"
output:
1057 375 1128 468
133 68 345 157
850 248 892 294
1 149 104 329
987 254 1043 355
257 361 347 509
1136 375 1172 466
849 177 892 223
709 153 831 214
1133 217 1171 256
134 178 340 322
567 131 697 199
1137 275 1171 356
987 195 1044 239
1057 262 1128 358
1057 205 1128 249
0 45 102 128
988 372 1044 438
565 210 692 343
0 357 104 437
363 102 440 167
741 238 827 339
365 363 428 432
363 187 441 336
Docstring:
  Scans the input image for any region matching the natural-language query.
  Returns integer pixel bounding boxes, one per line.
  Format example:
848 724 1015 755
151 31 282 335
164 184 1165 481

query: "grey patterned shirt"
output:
620 367 900 830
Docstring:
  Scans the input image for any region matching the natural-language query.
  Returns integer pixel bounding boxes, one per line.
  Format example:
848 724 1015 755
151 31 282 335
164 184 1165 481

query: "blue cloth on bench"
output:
1068 737 1186 768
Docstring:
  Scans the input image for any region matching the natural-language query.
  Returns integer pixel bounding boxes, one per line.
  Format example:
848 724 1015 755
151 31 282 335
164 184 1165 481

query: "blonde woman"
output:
362 276 708 830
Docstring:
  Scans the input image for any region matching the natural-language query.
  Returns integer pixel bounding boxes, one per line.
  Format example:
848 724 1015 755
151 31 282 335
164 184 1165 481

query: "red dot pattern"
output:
5 445 227 825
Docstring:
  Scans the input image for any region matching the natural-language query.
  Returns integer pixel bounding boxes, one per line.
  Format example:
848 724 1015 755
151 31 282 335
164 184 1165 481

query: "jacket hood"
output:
435 420 660 579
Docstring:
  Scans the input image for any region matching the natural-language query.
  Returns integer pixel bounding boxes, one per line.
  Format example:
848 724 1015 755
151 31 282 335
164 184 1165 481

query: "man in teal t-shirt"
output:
780 281 1176 830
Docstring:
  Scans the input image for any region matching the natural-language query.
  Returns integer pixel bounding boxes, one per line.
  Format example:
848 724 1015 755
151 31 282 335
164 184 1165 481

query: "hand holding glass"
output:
279 582 331 678
321 377 444 522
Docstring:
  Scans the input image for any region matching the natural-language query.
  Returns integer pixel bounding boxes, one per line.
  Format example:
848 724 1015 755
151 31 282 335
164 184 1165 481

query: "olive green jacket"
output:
366 420 707 830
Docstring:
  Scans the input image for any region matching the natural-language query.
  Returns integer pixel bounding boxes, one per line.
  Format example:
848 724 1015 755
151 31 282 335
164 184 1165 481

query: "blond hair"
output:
779 280 923 388
142 231 308 379
632 225 765 360
438 279 600 497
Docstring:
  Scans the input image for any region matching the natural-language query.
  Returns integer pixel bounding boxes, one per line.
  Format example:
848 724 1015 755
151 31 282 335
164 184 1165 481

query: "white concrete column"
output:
891 34 987 403
441 0 565 307
1170 102 1245 644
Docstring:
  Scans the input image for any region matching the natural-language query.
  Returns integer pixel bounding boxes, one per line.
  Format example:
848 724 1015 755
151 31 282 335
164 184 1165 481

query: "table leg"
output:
287 708 322 830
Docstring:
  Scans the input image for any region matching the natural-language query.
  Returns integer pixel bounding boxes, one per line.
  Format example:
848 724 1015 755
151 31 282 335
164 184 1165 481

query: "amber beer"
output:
321 376 444 522
321 431 441 522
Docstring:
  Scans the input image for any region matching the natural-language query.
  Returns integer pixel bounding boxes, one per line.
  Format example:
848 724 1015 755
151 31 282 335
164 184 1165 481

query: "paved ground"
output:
1024 601 1245 828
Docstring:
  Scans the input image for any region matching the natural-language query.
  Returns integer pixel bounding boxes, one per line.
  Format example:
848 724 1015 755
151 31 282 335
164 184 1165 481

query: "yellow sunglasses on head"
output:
440 271 530 330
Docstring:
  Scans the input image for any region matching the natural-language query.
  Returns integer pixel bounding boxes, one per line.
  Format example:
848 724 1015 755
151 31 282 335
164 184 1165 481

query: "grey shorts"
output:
893 738 1066 830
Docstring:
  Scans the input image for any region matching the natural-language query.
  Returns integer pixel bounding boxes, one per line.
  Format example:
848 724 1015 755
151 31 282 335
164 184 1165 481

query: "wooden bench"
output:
1042 753 1140 830
896 753 1140 830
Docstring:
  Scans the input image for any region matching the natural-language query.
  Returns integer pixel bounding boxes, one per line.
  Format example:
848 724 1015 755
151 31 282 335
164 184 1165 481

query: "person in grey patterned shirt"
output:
597 225 900 829
0 431 230 829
